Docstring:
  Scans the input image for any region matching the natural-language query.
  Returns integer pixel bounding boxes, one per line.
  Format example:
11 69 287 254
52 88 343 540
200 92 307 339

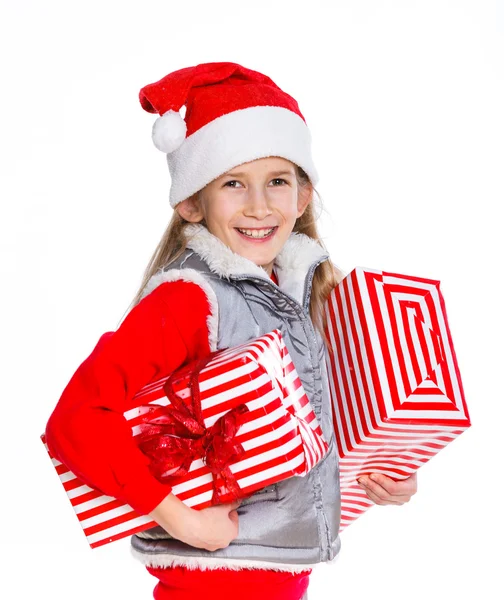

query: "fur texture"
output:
184 223 329 304
130 546 326 573
167 105 319 208
274 233 330 304
153 109 187 154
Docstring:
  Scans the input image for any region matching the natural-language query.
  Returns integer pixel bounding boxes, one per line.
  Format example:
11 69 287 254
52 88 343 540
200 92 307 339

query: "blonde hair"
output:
126 166 342 337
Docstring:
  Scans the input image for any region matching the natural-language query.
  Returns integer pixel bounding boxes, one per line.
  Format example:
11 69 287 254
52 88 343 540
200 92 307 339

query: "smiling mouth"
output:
235 227 277 239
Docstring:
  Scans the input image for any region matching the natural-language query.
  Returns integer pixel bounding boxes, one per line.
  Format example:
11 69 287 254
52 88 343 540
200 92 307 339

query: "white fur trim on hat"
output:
167 105 319 208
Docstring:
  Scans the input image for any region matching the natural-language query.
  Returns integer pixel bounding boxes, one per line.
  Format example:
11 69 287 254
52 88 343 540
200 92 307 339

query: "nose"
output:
243 187 273 220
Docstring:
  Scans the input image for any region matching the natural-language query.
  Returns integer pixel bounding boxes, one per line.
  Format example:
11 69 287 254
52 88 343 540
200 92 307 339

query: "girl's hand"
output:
190 502 241 551
357 472 418 505
150 493 241 551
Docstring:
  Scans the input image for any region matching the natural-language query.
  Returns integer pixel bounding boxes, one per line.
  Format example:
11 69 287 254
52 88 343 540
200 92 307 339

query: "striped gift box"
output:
42 329 328 548
324 267 471 531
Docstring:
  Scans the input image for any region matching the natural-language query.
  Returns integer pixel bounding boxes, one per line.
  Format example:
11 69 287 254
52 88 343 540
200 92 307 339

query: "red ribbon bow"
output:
136 354 250 505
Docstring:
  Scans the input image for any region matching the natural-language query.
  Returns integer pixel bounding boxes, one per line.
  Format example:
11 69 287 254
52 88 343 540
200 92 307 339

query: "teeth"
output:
237 228 275 238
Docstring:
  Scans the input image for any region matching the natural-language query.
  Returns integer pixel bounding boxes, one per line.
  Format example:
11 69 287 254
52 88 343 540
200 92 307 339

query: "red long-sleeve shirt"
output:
45 280 213 515
46 268 313 597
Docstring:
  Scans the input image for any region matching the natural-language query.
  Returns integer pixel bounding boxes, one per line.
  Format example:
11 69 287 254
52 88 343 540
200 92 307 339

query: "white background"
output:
2 1 503 598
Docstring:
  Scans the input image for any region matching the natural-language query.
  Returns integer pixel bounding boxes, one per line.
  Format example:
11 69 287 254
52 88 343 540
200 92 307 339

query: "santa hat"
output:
139 61 318 208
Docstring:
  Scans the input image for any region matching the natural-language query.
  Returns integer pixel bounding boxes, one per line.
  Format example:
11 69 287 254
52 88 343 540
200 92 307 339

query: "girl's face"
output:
177 157 311 275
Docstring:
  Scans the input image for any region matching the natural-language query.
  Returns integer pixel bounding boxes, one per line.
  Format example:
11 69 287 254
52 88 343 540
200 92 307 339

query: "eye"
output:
271 178 288 186
223 180 243 188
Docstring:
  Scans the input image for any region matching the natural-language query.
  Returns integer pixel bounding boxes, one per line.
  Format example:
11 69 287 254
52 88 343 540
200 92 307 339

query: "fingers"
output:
207 500 241 514
366 473 402 495
228 509 239 525
405 471 418 493
357 473 416 505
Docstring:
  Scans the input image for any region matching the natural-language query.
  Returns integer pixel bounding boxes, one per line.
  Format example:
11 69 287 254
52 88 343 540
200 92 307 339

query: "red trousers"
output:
146 565 311 600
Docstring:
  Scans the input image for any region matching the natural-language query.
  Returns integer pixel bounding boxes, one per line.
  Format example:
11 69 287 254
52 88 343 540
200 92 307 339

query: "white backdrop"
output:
2 1 503 598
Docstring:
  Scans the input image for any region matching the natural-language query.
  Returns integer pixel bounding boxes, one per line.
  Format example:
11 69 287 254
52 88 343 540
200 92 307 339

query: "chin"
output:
247 252 273 265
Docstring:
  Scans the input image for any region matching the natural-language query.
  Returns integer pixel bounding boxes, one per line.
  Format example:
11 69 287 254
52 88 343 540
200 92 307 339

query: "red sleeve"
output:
45 280 213 515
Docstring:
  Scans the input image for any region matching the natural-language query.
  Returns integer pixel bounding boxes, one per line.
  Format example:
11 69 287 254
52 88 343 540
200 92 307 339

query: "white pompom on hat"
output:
151 109 187 154
139 61 318 208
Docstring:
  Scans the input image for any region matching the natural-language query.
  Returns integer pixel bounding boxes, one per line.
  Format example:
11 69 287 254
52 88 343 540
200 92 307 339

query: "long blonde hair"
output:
125 165 342 337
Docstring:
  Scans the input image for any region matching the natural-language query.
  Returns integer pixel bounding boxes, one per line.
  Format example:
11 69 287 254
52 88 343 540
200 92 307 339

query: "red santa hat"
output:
139 61 319 208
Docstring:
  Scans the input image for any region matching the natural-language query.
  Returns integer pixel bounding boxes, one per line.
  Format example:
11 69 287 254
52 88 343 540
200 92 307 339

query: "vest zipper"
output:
231 255 329 314
302 256 329 311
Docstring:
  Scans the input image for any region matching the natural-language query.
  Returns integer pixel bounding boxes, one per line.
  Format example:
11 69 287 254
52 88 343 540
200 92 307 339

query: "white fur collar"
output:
184 223 329 304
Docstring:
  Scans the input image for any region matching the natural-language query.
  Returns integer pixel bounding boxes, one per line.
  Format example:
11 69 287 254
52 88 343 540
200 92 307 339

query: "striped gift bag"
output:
42 329 328 548
324 267 471 531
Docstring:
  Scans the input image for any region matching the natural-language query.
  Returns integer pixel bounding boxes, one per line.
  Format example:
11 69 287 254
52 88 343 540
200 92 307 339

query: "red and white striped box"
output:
324 267 471 531
42 330 328 548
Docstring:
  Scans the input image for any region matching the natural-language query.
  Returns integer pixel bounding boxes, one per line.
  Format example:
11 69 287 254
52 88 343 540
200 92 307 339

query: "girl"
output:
45 61 417 600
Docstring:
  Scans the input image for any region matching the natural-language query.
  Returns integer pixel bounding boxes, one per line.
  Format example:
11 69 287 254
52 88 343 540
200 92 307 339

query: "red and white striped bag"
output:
42 329 328 548
324 267 471 531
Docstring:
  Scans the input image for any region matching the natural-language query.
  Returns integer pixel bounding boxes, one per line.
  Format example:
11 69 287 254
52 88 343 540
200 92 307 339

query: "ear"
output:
296 185 313 218
176 193 205 223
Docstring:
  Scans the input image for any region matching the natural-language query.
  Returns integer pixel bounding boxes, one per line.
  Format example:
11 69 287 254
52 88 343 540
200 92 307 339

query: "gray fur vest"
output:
131 224 341 572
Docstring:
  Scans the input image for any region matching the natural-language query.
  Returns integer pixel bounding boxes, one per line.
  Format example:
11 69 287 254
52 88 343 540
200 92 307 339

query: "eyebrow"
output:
222 169 295 178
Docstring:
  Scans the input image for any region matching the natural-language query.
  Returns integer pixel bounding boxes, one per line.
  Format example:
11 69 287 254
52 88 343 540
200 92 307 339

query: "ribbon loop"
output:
136 353 250 504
